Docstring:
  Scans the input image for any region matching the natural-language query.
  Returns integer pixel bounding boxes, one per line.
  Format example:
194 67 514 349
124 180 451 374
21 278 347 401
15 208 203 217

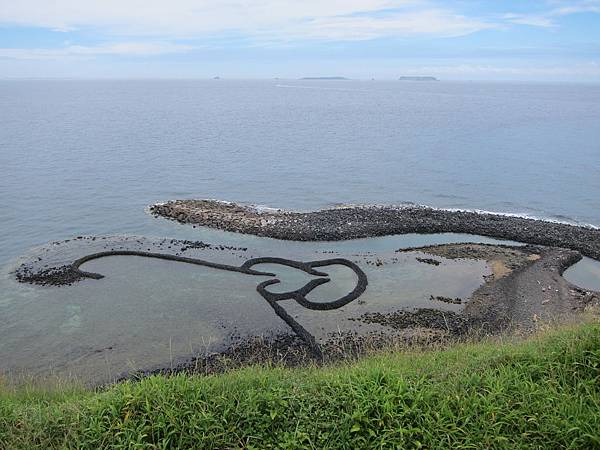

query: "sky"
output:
1 0 600 81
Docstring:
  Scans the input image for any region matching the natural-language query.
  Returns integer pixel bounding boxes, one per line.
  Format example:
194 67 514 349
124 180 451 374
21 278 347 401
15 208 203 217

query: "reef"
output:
150 200 600 260
10 201 600 383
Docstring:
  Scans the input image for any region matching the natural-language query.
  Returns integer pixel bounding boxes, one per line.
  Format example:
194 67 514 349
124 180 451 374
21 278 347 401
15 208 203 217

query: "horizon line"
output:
2 76 600 84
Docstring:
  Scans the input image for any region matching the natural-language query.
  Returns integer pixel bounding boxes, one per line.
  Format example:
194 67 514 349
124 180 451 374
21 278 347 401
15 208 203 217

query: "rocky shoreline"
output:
10 200 600 384
101 241 597 382
144 199 600 375
150 200 600 260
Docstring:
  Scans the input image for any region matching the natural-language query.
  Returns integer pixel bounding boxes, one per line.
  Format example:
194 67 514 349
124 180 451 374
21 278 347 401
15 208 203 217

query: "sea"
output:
1 79 599 266
2 79 600 382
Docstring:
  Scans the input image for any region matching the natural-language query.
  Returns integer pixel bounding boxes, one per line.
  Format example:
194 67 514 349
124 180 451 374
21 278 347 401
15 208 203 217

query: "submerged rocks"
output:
354 309 470 335
14 236 248 286
416 257 442 266
430 295 462 305
16 265 85 286
147 200 599 336
11 200 599 383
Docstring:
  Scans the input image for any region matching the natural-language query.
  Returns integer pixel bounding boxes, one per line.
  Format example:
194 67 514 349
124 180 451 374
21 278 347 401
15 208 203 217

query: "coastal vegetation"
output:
1 317 598 449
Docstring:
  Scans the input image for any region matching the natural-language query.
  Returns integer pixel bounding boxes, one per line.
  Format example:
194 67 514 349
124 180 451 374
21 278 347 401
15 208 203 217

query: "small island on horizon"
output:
300 76 349 80
399 76 438 81
298 76 439 81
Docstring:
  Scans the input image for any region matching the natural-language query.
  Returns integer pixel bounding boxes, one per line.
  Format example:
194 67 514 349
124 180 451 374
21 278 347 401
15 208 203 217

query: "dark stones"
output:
354 309 470 335
19 250 369 359
416 257 442 266
430 295 462 305
150 200 600 261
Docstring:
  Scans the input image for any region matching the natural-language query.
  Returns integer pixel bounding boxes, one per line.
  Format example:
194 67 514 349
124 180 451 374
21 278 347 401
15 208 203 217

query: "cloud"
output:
0 42 195 60
553 2 600 16
502 14 556 28
0 1 490 41
503 0 600 28
288 9 493 40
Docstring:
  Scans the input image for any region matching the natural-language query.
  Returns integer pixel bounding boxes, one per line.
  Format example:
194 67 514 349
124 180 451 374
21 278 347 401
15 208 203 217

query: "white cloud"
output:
0 0 490 40
289 9 492 40
502 14 555 28
503 0 600 28
553 2 600 16
0 42 195 60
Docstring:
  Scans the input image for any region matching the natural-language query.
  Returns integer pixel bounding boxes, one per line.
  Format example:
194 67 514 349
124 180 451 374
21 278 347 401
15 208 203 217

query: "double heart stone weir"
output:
69 251 369 357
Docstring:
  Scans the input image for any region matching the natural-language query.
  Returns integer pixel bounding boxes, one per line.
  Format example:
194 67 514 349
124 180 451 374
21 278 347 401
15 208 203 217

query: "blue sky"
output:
1 0 599 81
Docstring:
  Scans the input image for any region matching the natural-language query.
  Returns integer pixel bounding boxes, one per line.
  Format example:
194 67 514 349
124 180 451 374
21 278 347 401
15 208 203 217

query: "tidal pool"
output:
563 257 600 292
2 231 593 385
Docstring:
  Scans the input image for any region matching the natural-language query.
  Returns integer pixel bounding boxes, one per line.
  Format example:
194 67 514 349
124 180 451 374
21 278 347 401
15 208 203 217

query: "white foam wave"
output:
147 199 600 229
438 207 599 229
319 201 599 229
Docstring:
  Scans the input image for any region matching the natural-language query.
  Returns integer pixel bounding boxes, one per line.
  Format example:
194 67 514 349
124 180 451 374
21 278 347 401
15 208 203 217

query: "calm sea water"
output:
1 232 501 383
1 79 600 265
2 79 600 382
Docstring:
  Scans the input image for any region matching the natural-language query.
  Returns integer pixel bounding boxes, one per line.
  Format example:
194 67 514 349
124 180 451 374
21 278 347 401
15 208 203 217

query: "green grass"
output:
1 322 599 449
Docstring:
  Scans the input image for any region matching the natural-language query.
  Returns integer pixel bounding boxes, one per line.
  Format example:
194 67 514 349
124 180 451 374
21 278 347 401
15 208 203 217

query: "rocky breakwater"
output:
151 200 287 233
150 200 600 261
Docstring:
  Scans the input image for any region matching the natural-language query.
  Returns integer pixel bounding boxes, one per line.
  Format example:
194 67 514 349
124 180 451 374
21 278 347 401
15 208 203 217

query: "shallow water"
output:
563 257 600 291
280 250 487 343
1 78 599 384
1 232 511 384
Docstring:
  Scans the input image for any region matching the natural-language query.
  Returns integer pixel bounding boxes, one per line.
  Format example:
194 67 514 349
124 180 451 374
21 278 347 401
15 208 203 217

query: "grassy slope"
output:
1 322 599 449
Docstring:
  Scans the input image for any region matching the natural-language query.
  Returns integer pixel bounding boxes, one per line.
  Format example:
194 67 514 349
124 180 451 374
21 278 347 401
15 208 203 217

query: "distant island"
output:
399 76 438 81
300 76 349 80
